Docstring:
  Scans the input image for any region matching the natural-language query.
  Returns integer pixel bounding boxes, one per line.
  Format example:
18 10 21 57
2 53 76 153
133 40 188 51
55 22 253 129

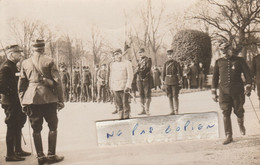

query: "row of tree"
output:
1 0 259 72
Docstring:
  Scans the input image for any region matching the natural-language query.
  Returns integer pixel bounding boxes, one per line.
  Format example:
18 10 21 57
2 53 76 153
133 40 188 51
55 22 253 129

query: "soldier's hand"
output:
211 89 218 102
22 106 32 116
244 84 252 97
57 102 65 111
212 95 218 102
124 87 131 93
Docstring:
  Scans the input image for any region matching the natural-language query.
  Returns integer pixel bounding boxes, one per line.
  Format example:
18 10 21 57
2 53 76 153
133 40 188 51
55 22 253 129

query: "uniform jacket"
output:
0 60 20 105
18 53 64 105
162 59 182 86
61 71 70 86
83 70 92 85
97 69 108 85
212 56 252 95
252 54 260 83
109 60 133 91
136 56 152 79
72 70 81 85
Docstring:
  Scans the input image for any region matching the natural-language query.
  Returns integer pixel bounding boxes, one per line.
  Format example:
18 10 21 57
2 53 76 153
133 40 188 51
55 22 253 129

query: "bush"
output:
171 30 212 74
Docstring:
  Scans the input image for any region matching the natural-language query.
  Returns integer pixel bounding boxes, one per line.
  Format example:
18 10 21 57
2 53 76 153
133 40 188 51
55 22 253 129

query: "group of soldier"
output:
0 38 260 164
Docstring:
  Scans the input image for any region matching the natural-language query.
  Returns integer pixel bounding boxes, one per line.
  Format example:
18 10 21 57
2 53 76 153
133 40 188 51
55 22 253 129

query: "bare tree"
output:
193 0 260 59
129 0 165 65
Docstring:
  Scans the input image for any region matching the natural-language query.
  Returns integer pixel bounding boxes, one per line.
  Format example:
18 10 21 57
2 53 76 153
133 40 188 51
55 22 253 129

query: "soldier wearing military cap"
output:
82 66 92 102
162 49 182 115
109 48 133 119
72 65 81 102
252 44 260 109
18 39 64 164
136 48 154 115
60 65 70 102
0 45 30 162
212 42 252 145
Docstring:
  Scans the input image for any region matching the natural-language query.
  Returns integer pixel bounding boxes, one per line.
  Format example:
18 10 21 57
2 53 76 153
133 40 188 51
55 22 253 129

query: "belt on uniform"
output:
28 82 42 86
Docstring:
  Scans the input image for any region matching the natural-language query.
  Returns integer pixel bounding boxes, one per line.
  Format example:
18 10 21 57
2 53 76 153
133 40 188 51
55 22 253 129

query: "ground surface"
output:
0 90 260 165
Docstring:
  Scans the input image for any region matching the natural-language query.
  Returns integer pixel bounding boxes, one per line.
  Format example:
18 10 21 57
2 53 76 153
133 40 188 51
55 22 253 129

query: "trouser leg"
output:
145 97 151 115
223 116 233 145
168 97 174 115
173 96 179 115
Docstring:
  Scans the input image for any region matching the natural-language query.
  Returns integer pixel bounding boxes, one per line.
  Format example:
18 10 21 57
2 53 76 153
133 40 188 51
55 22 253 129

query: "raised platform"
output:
96 112 219 146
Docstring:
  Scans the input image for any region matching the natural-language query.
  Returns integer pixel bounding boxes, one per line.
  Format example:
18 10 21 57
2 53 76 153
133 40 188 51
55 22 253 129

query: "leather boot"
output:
223 116 233 145
237 117 246 135
174 97 179 115
145 98 151 115
138 97 146 115
47 131 64 164
169 97 175 115
15 129 31 157
33 133 47 165
6 129 25 162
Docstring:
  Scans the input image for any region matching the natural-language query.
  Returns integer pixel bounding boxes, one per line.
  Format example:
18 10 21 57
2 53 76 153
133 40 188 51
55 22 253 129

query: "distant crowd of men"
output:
59 56 208 104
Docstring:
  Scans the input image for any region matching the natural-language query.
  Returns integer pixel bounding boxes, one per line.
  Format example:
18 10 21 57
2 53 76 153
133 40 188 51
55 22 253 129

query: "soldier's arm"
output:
162 62 166 82
241 58 252 85
212 60 219 89
18 63 29 102
177 62 183 81
0 66 13 95
50 60 64 103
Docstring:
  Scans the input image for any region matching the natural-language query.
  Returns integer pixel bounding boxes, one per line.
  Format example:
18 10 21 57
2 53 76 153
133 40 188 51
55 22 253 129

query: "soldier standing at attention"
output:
109 49 133 119
72 66 81 102
60 65 70 102
0 45 31 162
252 44 260 109
92 65 99 102
162 49 182 115
136 48 154 115
82 66 92 102
97 64 108 103
18 40 65 164
212 42 252 145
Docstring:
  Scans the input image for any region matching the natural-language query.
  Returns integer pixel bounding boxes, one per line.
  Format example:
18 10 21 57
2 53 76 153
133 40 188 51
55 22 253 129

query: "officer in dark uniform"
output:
82 66 92 102
18 40 64 164
162 49 182 115
60 65 70 102
136 48 154 115
72 66 81 102
252 44 260 109
212 42 252 145
0 45 31 162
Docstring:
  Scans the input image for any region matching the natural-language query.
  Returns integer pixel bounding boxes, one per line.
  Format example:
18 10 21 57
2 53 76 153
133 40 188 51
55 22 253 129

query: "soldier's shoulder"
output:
42 55 54 62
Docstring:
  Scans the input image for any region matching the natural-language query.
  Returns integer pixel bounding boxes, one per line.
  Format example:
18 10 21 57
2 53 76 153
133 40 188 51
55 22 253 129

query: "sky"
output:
0 0 196 47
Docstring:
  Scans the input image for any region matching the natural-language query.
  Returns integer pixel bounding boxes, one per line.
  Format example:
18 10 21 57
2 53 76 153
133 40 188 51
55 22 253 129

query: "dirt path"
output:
0 90 259 165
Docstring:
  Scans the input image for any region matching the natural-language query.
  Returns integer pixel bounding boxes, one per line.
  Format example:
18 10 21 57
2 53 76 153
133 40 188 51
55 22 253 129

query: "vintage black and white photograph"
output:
0 0 260 164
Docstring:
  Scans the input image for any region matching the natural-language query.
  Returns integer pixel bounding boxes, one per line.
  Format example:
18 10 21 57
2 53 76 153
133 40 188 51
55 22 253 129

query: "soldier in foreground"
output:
0 45 31 162
109 49 133 119
212 42 252 145
162 49 182 115
136 48 153 115
252 44 260 109
18 40 65 164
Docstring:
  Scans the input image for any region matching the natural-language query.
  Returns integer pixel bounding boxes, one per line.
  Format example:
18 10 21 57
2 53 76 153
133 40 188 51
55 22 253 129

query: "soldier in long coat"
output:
212 42 252 145
162 49 182 115
0 45 30 162
18 40 64 164
190 62 198 88
153 66 162 90
72 66 81 102
136 48 154 115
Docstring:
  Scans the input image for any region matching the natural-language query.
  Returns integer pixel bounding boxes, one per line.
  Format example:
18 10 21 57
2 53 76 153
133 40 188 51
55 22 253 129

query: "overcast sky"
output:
0 0 196 46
